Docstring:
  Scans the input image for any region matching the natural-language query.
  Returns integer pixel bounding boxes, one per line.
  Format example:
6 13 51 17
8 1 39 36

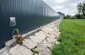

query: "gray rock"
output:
55 41 60 45
40 40 53 48
29 31 46 44
34 45 52 55
23 39 38 49
2 51 9 55
9 44 32 55
47 35 56 43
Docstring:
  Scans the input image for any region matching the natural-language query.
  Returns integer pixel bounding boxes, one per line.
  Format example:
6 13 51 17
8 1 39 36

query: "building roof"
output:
57 12 65 16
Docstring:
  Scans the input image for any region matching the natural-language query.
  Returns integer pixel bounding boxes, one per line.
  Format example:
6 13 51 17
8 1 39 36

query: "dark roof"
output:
57 12 65 15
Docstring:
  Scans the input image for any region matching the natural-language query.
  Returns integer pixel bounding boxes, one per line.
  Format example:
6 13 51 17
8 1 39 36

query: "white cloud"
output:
53 0 68 3
43 0 85 15
54 6 64 9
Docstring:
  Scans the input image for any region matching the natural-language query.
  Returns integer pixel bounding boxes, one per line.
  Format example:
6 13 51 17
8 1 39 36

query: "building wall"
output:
58 13 65 19
0 0 59 48
60 14 64 19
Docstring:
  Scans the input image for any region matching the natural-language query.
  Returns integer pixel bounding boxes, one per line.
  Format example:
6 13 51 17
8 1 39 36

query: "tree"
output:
75 14 82 19
82 2 85 18
65 15 76 19
77 2 85 18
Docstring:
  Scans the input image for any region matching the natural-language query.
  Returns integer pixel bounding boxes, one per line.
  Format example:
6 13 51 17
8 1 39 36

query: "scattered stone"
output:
47 35 57 43
56 32 61 38
41 30 51 37
29 31 46 44
41 28 50 34
41 27 59 36
46 25 55 29
35 31 46 41
0 19 61 55
29 36 40 44
9 44 32 55
55 41 60 45
34 45 52 55
44 27 55 31
2 51 9 55
40 40 53 48
23 39 37 49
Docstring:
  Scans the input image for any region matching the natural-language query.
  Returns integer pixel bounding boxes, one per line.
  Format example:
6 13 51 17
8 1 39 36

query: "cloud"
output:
52 0 68 3
43 0 85 15
54 6 64 9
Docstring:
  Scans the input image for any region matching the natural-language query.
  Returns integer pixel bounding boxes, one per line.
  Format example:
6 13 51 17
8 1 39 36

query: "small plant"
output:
15 34 24 45
14 29 25 45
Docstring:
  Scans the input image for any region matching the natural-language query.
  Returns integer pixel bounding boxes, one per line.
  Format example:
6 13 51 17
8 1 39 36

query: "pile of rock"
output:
0 19 61 55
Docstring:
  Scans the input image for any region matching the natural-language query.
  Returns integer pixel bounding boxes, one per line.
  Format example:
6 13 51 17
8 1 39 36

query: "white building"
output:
57 12 65 19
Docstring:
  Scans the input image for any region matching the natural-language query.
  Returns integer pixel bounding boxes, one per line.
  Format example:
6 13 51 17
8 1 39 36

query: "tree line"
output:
65 1 85 19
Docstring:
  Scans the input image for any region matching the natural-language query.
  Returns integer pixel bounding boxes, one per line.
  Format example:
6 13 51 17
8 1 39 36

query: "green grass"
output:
52 19 85 55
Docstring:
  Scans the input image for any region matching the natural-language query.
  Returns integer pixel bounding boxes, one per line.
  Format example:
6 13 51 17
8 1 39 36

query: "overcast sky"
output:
43 0 85 15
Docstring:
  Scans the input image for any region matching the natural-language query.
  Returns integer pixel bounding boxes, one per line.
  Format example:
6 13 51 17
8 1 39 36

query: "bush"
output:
75 14 83 19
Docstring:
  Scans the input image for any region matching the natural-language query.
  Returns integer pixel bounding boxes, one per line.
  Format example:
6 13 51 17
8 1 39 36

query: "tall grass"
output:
52 19 85 55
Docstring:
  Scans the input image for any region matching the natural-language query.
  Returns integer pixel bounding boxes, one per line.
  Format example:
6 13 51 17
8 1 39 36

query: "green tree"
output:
82 2 85 18
77 2 85 18
75 14 82 19
65 15 76 19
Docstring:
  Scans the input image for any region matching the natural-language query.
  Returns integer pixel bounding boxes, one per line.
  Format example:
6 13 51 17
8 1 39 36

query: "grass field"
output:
52 19 85 55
